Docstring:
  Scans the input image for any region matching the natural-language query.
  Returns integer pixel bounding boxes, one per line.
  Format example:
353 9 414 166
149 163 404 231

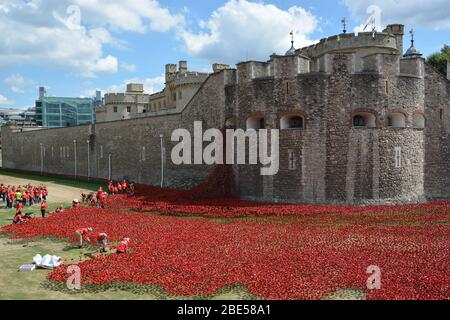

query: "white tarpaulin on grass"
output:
33 254 63 269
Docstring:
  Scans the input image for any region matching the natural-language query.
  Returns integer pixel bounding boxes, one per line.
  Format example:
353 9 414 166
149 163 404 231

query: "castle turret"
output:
383 24 405 55
179 60 188 73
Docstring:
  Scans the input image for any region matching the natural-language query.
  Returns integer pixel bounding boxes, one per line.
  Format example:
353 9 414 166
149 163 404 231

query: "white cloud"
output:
0 0 184 76
177 0 318 64
0 94 14 105
121 63 138 72
72 0 185 33
4 74 35 94
345 0 450 30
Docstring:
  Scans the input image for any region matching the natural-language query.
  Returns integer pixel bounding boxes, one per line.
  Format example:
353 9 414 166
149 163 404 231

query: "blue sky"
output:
1 0 449 109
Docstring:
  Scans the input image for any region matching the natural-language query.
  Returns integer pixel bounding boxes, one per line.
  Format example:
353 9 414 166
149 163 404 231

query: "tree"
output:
427 45 450 76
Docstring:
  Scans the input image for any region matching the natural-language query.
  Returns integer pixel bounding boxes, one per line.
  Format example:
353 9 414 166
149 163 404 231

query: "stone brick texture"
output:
2 46 449 205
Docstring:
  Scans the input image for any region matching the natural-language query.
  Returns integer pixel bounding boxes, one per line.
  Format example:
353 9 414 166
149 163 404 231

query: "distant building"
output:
96 61 227 123
0 107 37 127
35 87 96 128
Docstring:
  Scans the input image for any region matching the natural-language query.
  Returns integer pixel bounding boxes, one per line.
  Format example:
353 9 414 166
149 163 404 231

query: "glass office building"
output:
35 97 96 128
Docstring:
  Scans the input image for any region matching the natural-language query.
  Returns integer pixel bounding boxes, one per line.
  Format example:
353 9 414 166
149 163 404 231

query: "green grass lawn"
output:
0 169 107 191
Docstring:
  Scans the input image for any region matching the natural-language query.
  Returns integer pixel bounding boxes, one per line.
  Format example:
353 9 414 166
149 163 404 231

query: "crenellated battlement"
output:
299 26 403 59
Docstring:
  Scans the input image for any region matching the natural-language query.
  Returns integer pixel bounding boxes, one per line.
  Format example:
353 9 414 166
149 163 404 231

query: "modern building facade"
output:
36 87 96 128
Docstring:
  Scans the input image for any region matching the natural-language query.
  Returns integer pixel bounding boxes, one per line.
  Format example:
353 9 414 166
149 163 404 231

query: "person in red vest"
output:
15 201 23 215
108 181 114 195
75 227 93 248
7 189 15 208
116 238 130 254
98 193 106 209
96 187 104 201
13 213 24 225
96 232 108 253
41 201 48 218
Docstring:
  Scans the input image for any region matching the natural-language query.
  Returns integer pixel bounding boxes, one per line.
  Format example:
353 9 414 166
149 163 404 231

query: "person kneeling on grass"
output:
75 227 93 249
13 213 24 225
55 205 64 214
96 233 108 253
116 238 130 254
72 199 80 208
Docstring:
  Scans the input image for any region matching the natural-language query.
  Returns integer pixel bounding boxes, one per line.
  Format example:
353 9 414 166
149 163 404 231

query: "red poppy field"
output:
2 185 450 300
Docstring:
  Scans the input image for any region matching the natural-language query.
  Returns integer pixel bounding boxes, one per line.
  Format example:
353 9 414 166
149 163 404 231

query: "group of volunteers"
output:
78 186 107 209
71 181 134 254
1 184 57 224
75 227 130 254
1 184 48 209
108 180 135 196
2 180 134 254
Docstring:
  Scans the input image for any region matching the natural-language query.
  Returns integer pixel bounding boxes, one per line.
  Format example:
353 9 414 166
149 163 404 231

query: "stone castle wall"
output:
2 41 449 204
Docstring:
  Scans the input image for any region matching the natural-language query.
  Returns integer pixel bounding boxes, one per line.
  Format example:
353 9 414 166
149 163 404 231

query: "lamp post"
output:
40 143 44 175
73 140 77 178
86 140 90 180
160 134 164 188
108 154 112 181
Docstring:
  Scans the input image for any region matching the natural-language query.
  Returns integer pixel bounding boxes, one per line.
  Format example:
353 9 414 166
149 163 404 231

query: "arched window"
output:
246 116 265 130
353 112 376 128
388 113 406 128
413 113 425 129
281 115 304 130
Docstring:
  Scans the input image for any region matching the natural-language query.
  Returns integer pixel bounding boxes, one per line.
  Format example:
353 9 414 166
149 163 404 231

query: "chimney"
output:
179 60 188 73
212 63 231 73
447 60 450 81
39 86 46 100
165 63 177 82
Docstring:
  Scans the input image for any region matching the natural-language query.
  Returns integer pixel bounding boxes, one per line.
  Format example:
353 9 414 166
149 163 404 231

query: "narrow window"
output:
100 146 104 159
395 147 402 168
385 80 389 95
142 146 146 161
439 108 444 121
51 146 54 159
288 150 296 170
285 81 290 95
